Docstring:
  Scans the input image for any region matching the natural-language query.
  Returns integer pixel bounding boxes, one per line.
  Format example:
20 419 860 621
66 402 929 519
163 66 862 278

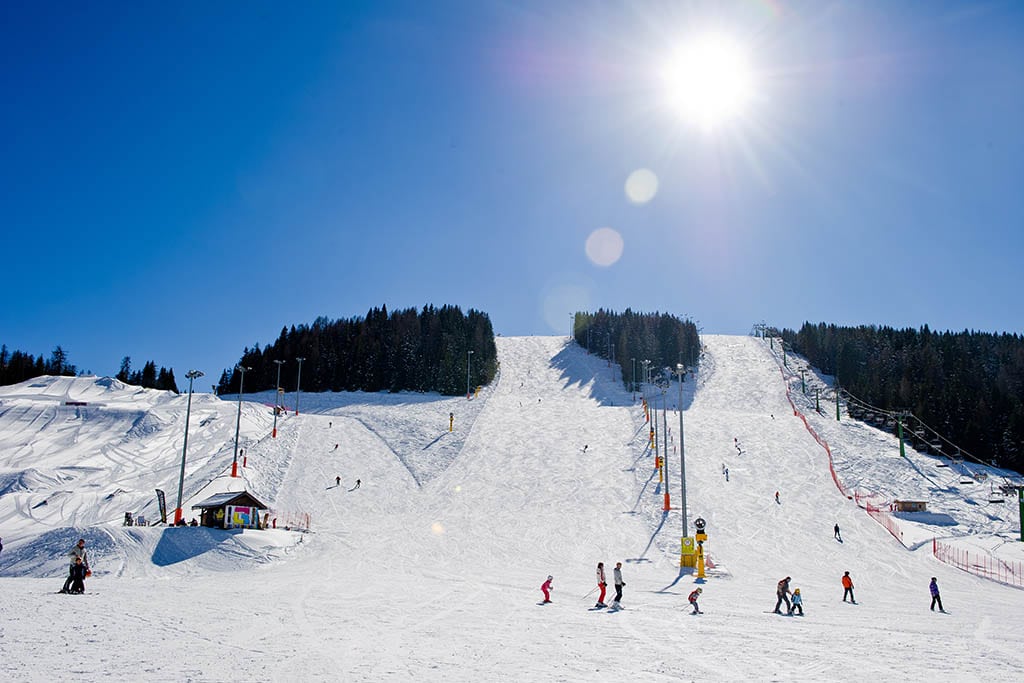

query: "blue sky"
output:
2 1 1022 385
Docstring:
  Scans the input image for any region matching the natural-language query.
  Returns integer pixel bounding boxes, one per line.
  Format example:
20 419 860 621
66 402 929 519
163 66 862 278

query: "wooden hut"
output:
191 491 268 530
893 500 927 513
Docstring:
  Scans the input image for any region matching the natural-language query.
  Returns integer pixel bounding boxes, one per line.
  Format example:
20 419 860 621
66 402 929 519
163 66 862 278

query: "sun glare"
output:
663 33 754 130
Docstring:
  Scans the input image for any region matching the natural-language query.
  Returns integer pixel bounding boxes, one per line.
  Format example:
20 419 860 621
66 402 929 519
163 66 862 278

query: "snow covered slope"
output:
1 336 1022 681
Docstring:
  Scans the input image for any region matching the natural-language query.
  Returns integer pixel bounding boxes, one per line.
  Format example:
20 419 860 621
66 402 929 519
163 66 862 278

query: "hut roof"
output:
191 491 268 510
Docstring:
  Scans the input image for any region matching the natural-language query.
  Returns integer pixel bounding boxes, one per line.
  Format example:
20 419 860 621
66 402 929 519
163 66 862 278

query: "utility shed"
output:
192 491 268 529
893 500 927 513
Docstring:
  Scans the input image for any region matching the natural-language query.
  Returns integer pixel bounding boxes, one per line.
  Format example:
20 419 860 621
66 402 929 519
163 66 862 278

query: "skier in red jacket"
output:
541 575 553 603
688 587 703 614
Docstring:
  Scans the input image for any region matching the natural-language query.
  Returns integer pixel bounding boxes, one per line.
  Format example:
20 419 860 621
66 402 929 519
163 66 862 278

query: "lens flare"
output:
625 169 659 204
585 227 624 267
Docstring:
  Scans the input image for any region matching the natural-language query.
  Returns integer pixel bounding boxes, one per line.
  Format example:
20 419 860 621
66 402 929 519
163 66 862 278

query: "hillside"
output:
1 335 1022 681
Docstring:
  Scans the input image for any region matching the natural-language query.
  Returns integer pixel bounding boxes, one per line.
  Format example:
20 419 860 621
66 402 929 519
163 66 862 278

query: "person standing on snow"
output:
612 562 625 607
842 571 855 603
790 588 804 615
929 577 943 612
775 491 780 504
541 575 553 603
595 562 607 608
774 576 792 614
68 556 88 594
688 587 703 614
60 538 89 594
834 524 842 541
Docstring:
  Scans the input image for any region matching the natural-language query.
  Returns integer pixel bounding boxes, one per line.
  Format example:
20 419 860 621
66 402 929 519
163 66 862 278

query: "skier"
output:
354 479 361 489
929 577 943 612
725 467 729 482
774 576 792 614
595 562 607 608
0 536 3 557
688 587 703 614
60 538 89 594
790 588 803 615
541 575 553 603
68 556 88 594
333 444 339 451
834 523 842 541
582 445 589 453
842 571 855 603
612 562 625 608
775 491 780 504
335 476 341 487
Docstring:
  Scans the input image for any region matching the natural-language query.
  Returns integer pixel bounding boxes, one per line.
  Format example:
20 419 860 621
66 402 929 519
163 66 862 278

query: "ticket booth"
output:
192 491 268 530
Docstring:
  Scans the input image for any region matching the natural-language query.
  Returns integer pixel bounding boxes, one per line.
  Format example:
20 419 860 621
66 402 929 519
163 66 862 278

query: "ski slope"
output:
1 335 1022 681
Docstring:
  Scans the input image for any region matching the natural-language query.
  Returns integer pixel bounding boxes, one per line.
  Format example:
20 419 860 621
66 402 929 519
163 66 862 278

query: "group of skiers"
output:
771 571 942 615
591 561 625 609
544 564 942 616
540 561 626 609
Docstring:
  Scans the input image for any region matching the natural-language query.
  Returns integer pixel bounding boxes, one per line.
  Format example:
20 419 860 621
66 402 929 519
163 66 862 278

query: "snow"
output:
1 335 1023 681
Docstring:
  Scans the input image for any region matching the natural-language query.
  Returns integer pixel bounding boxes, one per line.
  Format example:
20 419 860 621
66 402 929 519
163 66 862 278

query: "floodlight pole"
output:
676 364 688 537
174 369 203 524
662 387 671 511
231 365 250 478
466 349 474 399
295 357 305 415
272 360 285 437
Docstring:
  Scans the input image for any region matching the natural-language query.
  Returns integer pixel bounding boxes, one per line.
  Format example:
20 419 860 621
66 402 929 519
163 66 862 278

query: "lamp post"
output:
676 363 688 537
272 359 285 438
174 369 204 525
231 365 250 478
466 349 474 399
662 386 671 511
295 357 305 415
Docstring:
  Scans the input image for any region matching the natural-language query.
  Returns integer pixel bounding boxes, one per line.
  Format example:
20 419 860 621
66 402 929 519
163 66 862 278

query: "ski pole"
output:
582 586 598 600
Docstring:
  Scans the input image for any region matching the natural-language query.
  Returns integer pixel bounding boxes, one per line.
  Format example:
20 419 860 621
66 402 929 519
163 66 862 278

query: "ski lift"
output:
988 482 1005 504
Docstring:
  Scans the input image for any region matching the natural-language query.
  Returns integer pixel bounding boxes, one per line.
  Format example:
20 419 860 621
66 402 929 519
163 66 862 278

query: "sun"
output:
662 33 754 130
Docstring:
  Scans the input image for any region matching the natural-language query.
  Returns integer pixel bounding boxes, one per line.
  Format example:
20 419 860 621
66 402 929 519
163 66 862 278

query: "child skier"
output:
595 562 607 608
790 588 803 615
541 575 553 603
68 557 88 594
688 587 703 614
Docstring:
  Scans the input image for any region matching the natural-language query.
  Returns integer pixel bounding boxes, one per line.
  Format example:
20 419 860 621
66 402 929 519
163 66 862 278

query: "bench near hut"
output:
192 491 268 530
